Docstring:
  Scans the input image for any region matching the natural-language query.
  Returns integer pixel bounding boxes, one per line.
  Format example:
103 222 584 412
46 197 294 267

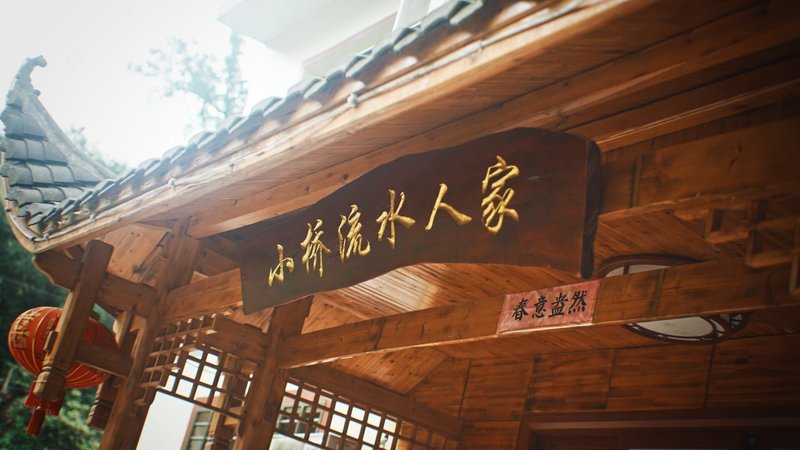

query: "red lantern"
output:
7 307 118 435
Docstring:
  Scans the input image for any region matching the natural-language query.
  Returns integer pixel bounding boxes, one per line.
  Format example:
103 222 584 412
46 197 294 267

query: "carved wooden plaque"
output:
234 128 600 313
497 279 600 334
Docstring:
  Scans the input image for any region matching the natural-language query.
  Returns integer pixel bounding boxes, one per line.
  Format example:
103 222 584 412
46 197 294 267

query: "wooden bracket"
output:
34 250 157 318
74 342 132 378
87 312 136 430
33 240 114 402
234 296 313 450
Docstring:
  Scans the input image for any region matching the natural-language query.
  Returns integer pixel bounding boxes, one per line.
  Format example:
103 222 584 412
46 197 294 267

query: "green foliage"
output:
0 369 101 450
131 33 249 130
0 214 101 449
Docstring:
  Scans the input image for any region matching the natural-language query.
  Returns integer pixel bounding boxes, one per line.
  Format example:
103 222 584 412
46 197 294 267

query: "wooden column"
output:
33 240 113 401
234 296 312 450
88 311 135 429
99 219 200 450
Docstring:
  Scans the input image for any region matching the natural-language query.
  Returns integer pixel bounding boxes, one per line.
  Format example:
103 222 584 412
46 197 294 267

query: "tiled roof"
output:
1 0 492 241
1 56 116 236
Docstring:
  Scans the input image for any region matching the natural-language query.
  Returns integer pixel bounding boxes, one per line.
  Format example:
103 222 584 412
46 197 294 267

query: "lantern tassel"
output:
26 407 45 436
23 384 64 436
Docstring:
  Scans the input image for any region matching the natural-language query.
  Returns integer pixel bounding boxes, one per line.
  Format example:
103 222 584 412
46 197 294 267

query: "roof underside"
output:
0 0 497 247
2 0 799 405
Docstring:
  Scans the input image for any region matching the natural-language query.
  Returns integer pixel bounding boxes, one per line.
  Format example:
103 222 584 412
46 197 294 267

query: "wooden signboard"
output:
497 279 600 334
234 128 600 313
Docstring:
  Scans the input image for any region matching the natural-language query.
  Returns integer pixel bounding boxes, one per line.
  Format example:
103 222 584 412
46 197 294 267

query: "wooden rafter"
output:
29 0 650 252
279 258 797 368
159 111 800 321
33 240 114 401
234 296 312 450
34 250 157 318
187 0 800 238
99 218 200 450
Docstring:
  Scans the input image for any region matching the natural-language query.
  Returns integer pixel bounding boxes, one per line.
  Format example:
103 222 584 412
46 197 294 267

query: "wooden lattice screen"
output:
139 316 457 449
274 377 457 450
139 315 256 419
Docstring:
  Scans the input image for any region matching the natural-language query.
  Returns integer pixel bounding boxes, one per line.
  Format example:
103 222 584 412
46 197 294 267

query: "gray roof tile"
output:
37 187 66 202
2 138 27 159
1 163 32 185
28 163 54 184
49 165 73 184
7 187 44 204
43 141 68 163
60 186 87 199
1 108 44 138
25 139 46 161
2 1 494 239
70 165 101 183
162 146 185 161
450 0 484 25
21 204 56 224
249 97 279 116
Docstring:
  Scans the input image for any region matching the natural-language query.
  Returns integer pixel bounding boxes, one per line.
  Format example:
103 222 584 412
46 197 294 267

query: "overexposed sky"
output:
0 0 301 168
0 2 300 447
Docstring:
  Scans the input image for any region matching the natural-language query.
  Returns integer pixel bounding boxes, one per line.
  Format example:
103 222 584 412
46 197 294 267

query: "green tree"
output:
131 33 248 130
0 213 102 449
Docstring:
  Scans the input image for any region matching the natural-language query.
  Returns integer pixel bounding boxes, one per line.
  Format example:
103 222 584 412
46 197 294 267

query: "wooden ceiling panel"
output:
327 347 448 395
322 264 580 320
595 211 744 268
436 324 658 361
410 357 471 417
435 306 800 363
102 223 168 285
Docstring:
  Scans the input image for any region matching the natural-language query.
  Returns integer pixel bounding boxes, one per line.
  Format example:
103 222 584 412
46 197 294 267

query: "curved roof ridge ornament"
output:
14 55 47 92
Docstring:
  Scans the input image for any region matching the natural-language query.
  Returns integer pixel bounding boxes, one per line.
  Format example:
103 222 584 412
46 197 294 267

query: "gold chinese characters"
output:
265 155 520 286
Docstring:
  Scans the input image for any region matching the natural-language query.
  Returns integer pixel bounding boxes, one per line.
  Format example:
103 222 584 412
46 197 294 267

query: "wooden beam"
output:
234 296 312 450
162 111 800 322
187 0 800 238
194 242 238 276
33 240 114 401
280 259 798 368
34 250 157 318
291 365 462 439
88 311 136 430
99 219 200 450
74 342 132 378
569 55 800 149
198 315 270 362
162 268 241 321
32 0 648 252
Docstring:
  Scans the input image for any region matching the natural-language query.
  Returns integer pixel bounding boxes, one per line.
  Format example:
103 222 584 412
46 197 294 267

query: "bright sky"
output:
0 0 302 168
0 2 301 447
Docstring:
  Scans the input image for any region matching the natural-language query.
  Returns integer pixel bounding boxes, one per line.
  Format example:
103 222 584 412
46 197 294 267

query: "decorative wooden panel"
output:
460 421 520 450
460 360 532 422
139 316 258 420
235 128 600 313
707 333 800 407
410 358 470 418
453 334 800 448
606 345 711 411
527 350 614 412
330 348 448 395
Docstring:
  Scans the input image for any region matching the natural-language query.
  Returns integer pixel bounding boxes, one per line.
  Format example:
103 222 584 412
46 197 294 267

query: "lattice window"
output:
275 377 457 450
139 316 257 420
